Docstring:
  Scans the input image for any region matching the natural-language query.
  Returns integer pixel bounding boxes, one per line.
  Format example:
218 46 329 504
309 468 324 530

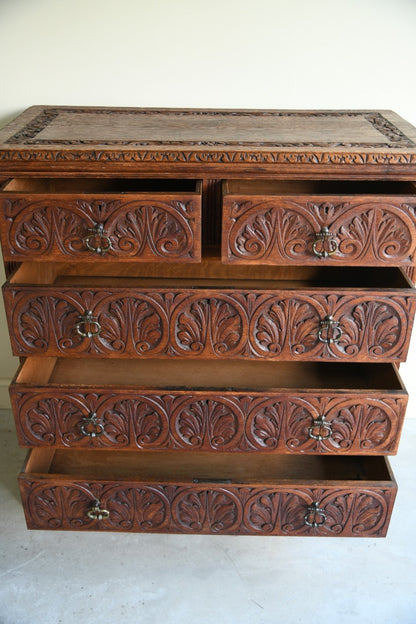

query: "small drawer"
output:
19 449 397 536
222 180 416 266
0 178 202 262
4 261 416 362
11 358 407 455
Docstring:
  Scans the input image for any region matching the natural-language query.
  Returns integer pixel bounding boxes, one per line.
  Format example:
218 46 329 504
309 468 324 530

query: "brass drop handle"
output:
76 311 101 338
312 226 338 258
81 412 104 438
318 315 342 344
308 416 332 441
84 223 112 254
87 500 110 521
304 502 327 528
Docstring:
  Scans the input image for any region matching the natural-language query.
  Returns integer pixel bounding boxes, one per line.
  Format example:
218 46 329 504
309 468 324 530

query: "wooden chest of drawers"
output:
1 106 416 537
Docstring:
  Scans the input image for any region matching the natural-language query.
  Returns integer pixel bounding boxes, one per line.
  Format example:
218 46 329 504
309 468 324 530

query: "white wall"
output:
1 0 416 409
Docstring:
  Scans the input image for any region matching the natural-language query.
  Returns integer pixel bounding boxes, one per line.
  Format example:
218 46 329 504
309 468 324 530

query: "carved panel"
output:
5 108 415 148
20 479 395 536
11 389 405 454
223 197 416 266
6 286 415 362
0 196 200 262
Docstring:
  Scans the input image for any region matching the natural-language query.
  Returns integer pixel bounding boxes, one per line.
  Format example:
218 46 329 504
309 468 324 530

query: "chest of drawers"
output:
1 107 416 537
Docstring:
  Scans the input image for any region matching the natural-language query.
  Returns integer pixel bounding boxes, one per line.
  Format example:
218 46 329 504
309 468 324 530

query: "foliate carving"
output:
171 489 242 533
20 480 394 536
174 296 246 356
337 299 405 359
12 390 404 454
225 198 416 265
2 110 416 168
1 197 198 261
6 287 415 362
2 148 416 167
6 109 415 147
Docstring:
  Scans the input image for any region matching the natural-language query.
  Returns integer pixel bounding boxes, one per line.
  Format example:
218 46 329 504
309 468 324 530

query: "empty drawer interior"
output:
15 357 405 392
2 178 201 194
24 448 394 484
224 179 416 196
9 258 414 290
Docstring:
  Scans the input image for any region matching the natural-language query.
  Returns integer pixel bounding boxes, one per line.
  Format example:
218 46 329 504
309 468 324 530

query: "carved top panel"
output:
1 107 416 173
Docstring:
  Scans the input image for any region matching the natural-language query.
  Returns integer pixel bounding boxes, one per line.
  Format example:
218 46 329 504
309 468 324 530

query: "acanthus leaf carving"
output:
1 197 197 261
6 287 414 361
225 198 416 265
21 481 393 536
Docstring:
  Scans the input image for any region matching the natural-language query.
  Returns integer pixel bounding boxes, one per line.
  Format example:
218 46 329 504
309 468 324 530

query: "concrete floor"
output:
0 408 415 624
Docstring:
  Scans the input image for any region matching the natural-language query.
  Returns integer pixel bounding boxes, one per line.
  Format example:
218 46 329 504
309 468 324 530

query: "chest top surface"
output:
1 107 416 176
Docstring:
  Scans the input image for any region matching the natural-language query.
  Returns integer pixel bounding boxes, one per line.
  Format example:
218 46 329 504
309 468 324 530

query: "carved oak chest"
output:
1 106 416 536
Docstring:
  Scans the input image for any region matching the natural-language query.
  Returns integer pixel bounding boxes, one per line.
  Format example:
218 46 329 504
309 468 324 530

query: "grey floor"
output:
0 408 415 624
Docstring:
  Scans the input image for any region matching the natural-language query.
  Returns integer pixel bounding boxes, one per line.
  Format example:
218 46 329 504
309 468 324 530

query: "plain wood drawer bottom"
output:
19 449 397 536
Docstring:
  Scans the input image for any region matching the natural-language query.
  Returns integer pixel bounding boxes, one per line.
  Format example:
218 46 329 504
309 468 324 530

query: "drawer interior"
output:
2 177 201 194
9 257 413 289
224 179 416 196
15 357 405 392
24 448 394 484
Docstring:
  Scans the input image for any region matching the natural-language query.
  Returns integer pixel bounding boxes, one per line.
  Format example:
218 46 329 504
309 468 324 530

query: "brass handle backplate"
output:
87 500 110 521
318 315 342 344
76 311 101 338
304 502 327 528
84 223 112 254
312 226 338 258
308 416 332 441
81 413 104 438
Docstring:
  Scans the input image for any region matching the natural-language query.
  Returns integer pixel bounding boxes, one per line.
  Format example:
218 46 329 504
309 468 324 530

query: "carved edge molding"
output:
2 149 416 166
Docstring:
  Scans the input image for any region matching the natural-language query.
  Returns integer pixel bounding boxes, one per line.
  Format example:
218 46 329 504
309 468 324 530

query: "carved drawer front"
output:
11 358 407 455
0 178 202 262
5 268 416 362
19 449 397 536
222 180 416 266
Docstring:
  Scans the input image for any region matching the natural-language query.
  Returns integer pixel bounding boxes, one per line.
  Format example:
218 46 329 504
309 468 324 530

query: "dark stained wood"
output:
222 180 416 267
1 107 416 535
1 107 416 178
0 178 202 263
10 358 407 454
19 448 397 536
4 275 416 361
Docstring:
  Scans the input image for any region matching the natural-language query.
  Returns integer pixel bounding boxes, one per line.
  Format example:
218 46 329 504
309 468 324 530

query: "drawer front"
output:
222 194 416 266
19 477 396 537
11 385 407 455
0 188 202 263
5 285 416 362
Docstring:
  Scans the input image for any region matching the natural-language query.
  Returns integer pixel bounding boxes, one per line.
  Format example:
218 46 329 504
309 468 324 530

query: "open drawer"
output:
222 179 416 266
4 260 416 362
0 177 202 262
19 449 397 536
11 357 407 455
